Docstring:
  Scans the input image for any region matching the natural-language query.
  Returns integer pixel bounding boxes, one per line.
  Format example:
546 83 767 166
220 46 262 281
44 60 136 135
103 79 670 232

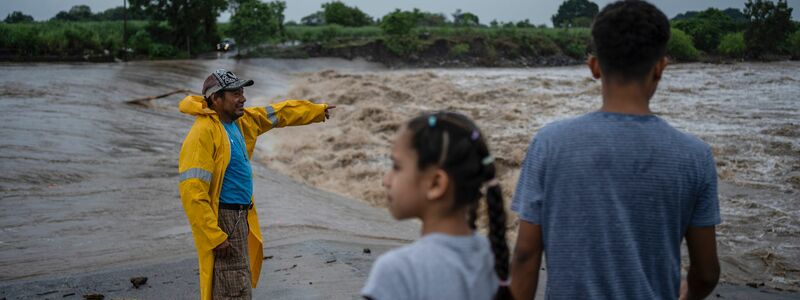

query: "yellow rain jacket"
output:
177 95 328 300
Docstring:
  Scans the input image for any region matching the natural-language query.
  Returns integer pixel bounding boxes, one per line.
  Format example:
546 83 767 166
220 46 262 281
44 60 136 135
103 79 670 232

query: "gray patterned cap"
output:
202 69 254 98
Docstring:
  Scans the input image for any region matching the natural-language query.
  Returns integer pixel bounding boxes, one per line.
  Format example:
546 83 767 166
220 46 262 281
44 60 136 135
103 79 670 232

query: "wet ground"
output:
0 59 798 298
0 58 405 282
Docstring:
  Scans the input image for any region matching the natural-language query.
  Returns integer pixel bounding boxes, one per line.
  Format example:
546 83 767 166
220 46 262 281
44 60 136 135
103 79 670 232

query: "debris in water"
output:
274 264 298 272
363 248 371 254
264 255 274 260
326 258 337 264
130 276 148 288
124 89 196 107
82 294 104 300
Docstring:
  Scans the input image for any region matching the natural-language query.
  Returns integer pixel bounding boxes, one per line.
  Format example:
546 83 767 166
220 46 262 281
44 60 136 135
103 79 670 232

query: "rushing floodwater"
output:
0 59 798 291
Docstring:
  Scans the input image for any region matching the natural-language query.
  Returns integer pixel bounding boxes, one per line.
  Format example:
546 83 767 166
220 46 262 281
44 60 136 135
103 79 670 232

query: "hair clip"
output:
481 155 495 166
498 279 511 287
470 130 480 141
428 115 437 127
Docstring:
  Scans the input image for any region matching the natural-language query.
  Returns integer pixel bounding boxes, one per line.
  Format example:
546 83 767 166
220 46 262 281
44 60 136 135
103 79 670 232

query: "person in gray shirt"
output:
362 112 512 300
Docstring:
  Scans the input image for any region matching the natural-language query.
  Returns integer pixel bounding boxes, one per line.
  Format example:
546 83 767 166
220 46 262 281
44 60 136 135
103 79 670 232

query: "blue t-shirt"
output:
219 121 253 205
512 111 720 299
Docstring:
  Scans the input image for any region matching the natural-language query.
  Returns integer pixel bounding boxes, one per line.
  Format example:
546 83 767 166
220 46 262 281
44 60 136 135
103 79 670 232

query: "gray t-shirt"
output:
361 233 499 300
512 111 721 299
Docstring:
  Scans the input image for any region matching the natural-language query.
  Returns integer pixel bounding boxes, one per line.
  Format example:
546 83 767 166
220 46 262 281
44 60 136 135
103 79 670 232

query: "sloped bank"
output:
248 37 583 68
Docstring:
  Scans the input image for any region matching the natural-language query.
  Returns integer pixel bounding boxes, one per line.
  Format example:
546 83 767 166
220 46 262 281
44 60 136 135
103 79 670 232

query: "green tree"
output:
667 28 700 61
452 9 480 27
229 0 286 55
380 9 422 56
322 1 372 27
744 0 794 57
516 19 535 28
411 9 447 27
380 9 417 35
672 8 738 53
52 5 95 21
130 0 229 56
722 8 748 22
718 32 746 58
95 6 149 21
301 11 325 26
552 0 598 28
673 8 747 22
4 11 34 23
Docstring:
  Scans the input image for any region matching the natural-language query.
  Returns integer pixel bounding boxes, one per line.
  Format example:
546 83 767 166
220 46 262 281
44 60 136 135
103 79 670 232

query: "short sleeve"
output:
511 136 547 224
689 148 721 227
361 252 413 300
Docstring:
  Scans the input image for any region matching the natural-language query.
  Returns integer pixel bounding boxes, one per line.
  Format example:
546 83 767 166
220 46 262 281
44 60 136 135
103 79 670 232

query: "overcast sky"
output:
2 0 799 25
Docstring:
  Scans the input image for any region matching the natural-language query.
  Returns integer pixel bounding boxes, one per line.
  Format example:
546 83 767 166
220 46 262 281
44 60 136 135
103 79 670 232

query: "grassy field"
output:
0 21 148 58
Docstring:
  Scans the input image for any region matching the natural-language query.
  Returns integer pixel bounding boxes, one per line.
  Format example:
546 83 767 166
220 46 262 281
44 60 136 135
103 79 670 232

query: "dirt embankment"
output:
271 38 582 68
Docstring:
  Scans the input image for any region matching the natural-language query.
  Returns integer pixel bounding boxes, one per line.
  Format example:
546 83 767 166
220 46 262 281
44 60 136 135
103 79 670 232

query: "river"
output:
0 59 798 292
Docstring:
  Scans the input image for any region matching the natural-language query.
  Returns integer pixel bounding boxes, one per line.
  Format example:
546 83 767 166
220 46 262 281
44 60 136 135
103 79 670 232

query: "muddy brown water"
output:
1 59 798 292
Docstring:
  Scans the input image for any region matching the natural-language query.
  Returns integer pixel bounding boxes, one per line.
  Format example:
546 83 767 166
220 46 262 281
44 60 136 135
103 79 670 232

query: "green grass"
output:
283 25 383 43
0 21 148 57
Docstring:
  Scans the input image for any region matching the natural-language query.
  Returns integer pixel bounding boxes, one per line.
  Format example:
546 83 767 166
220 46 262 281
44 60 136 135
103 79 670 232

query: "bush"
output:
383 35 423 57
671 8 738 53
449 43 470 57
322 2 372 27
788 30 800 58
667 28 700 61
547 28 590 59
148 43 179 58
320 24 344 43
718 32 745 58
380 10 417 36
129 30 152 54
5 11 34 23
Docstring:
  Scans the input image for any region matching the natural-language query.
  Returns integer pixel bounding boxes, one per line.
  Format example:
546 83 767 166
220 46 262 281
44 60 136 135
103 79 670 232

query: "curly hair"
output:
591 0 670 81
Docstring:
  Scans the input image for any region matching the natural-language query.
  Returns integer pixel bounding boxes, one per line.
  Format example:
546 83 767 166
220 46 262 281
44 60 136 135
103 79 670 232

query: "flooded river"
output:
0 59 798 291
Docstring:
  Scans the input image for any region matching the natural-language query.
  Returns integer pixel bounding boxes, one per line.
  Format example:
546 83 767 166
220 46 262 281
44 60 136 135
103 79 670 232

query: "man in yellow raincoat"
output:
178 69 334 299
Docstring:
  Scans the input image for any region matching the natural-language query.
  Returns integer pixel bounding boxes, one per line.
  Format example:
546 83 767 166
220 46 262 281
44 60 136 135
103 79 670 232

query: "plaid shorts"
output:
212 208 252 299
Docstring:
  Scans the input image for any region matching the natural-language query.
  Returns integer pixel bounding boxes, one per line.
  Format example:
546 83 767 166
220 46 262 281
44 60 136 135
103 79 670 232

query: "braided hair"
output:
406 111 512 300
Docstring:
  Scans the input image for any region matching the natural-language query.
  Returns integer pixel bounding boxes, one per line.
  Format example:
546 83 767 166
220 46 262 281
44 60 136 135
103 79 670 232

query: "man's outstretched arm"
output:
511 221 544 300
243 100 335 135
681 226 720 300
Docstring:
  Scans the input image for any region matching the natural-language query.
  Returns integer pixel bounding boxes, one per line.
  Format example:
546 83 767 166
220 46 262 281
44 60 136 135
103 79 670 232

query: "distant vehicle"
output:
216 39 235 52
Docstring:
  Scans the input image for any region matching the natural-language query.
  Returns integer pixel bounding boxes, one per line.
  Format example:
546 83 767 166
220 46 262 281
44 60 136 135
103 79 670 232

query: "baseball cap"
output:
202 69 254 98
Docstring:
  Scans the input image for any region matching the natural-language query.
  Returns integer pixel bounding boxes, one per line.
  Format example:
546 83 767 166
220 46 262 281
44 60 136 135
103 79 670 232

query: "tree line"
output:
2 0 798 60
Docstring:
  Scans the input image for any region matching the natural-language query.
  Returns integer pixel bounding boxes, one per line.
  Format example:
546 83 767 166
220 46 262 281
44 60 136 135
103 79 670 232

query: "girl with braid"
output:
361 112 512 300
